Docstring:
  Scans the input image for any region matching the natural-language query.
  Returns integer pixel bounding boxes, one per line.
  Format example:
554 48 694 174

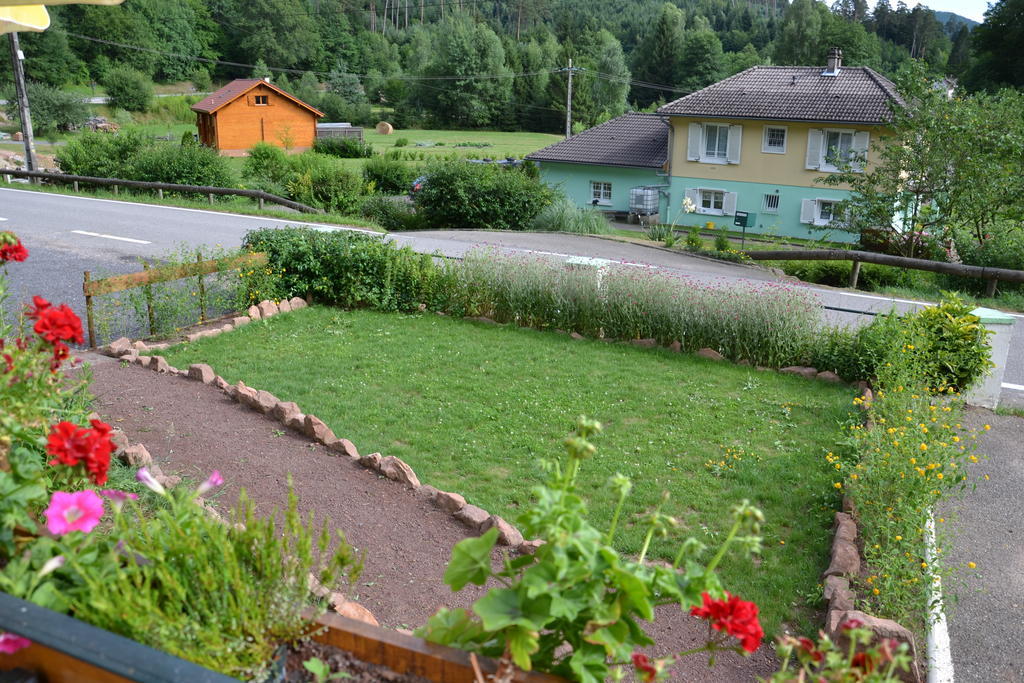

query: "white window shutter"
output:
687 123 702 161
800 199 815 224
852 131 870 172
684 188 700 208
805 129 822 170
722 192 738 216
726 125 742 164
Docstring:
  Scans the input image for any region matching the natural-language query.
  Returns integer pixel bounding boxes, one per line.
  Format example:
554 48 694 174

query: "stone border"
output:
819 383 922 683
97 298 539 557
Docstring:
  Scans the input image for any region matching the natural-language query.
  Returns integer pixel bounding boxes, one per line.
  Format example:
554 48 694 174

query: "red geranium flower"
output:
0 231 28 263
798 636 825 663
690 591 764 653
631 653 659 682
28 297 83 345
46 419 114 486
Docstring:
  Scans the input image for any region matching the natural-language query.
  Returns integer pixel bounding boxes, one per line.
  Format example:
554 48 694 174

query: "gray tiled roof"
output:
526 113 668 168
657 66 903 125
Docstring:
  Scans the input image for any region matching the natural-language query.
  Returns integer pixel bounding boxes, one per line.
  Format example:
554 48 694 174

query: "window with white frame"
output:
800 198 839 226
700 189 725 213
822 130 854 170
762 193 780 214
817 200 836 223
762 126 787 154
590 181 612 205
704 124 729 160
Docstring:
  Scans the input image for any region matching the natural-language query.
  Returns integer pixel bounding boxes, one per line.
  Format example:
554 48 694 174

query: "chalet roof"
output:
191 79 324 117
526 113 668 169
657 66 903 125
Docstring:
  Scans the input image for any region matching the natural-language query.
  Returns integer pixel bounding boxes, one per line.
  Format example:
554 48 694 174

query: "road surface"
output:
1 186 1020 408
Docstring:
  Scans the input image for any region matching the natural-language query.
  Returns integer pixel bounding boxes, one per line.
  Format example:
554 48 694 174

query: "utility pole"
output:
7 32 37 174
564 58 573 139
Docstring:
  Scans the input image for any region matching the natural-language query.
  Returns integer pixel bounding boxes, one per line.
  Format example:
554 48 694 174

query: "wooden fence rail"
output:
742 248 1024 295
0 168 322 214
83 252 268 348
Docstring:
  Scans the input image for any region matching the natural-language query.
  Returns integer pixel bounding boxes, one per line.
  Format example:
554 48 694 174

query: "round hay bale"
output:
375 121 394 135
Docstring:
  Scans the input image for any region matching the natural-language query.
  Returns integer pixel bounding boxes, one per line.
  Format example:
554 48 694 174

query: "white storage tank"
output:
629 187 659 215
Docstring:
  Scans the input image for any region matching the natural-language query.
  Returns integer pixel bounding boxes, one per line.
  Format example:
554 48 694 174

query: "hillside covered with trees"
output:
0 0 1018 133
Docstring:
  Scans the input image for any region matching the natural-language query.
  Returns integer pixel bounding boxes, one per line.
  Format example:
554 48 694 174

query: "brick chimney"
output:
824 47 843 75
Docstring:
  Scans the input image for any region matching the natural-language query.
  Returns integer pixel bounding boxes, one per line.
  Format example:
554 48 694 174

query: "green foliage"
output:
128 142 236 189
771 626 913 681
191 68 213 92
685 225 704 251
362 155 418 194
392 137 410 147
65 484 363 679
630 3 686 109
359 196 426 231
714 228 730 252
102 65 154 113
530 199 612 234
55 129 149 178
285 154 363 213
313 137 374 159
241 228 437 311
2 82 88 136
413 161 554 231
419 417 764 680
242 141 291 185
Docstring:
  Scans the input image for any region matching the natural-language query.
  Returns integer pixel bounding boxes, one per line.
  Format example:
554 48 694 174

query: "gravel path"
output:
84 353 778 682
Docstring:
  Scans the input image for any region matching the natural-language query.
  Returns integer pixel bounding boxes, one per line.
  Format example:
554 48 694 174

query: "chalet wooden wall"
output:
212 83 317 155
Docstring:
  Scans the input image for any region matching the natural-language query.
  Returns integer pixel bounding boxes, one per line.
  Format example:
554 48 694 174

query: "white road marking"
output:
0 186 377 235
71 230 152 245
1002 382 1024 392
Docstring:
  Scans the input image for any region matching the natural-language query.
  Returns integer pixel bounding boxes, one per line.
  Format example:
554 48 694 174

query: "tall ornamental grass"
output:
441 249 821 367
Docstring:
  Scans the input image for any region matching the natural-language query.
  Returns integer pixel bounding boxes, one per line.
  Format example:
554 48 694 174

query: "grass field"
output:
162 306 856 637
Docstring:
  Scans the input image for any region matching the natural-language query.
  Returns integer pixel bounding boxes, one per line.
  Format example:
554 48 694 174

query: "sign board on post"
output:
733 211 755 228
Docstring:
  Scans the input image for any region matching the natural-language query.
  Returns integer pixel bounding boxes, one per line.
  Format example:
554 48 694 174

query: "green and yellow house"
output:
528 49 903 241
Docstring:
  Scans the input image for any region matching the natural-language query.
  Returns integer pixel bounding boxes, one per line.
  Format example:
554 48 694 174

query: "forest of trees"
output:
0 0 1018 132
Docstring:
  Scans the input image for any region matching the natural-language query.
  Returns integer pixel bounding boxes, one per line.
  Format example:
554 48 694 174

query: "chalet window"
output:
685 187 737 216
762 193 780 214
800 198 840 226
806 128 869 172
762 126 787 154
687 123 742 164
254 95 269 105
590 181 612 205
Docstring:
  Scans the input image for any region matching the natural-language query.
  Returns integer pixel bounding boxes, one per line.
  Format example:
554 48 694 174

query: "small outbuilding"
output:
191 79 324 156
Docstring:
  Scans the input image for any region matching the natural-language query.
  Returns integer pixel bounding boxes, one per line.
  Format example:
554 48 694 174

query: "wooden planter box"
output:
0 592 563 682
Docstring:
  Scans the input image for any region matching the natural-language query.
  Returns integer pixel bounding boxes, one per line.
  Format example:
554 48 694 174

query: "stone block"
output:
482 515 524 546
817 370 844 383
119 444 152 467
780 366 819 379
696 347 725 361
247 304 261 320
187 363 216 384
105 337 132 357
271 401 301 423
359 452 382 470
834 512 857 544
278 299 292 313
257 300 278 318
328 438 360 459
823 539 861 578
434 491 466 513
303 415 336 444
379 456 420 488
288 296 307 310
232 316 251 327
454 504 490 532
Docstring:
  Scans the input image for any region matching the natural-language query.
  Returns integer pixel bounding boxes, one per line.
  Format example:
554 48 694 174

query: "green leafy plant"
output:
768 620 913 682
303 656 352 681
363 155 419 195
685 225 703 251
418 417 765 682
102 65 154 113
313 137 374 159
531 199 612 235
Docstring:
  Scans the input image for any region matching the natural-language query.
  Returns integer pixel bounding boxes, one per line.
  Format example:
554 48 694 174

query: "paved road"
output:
1 186 1020 408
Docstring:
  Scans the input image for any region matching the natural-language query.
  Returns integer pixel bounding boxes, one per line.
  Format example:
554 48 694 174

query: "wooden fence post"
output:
113 185 119 196
3 174 10 183
208 193 214 205
142 261 156 337
258 196 264 210
985 278 998 298
83 271 96 349
196 250 207 323
848 260 862 289
157 189 163 199
73 181 79 192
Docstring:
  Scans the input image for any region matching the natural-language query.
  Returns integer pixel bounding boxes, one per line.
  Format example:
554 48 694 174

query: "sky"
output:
879 0 992 22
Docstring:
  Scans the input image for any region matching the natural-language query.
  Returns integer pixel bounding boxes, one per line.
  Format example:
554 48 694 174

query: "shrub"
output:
242 228 439 311
313 136 373 159
2 81 88 135
414 161 554 231
714 228 730 252
55 129 149 178
530 199 611 234
102 65 153 113
285 153 363 213
191 68 213 92
363 155 418 194
243 142 291 186
685 225 703 251
393 137 409 147
128 142 237 189
359 196 425 231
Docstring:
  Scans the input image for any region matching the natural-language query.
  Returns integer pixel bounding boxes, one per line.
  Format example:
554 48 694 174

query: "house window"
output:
591 181 612 205
822 130 854 170
762 193 780 214
700 189 725 213
254 95 269 105
818 200 836 223
703 124 729 160
762 126 787 154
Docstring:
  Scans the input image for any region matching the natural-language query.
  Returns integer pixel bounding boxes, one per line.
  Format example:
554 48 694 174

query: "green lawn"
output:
162 306 854 636
363 128 562 159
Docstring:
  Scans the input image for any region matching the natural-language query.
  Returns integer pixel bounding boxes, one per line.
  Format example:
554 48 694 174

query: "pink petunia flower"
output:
43 490 104 536
135 467 166 496
0 632 32 654
195 470 224 496
99 489 139 512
